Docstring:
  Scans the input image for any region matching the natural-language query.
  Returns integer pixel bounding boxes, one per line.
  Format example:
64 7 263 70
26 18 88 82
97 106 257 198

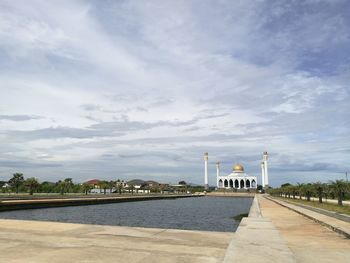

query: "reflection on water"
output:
0 196 253 232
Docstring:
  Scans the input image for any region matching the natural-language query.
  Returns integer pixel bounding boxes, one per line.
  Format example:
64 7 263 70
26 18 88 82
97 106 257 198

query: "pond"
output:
0 196 253 232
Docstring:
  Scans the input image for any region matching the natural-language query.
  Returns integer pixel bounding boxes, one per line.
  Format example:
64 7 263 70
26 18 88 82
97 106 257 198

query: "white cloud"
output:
0 0 349 186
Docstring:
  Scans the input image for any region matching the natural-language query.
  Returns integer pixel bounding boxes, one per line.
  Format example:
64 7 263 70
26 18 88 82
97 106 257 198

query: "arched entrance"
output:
234 179 239 188
218 179 223 188
240 179 245 189
251 180 256 188
224 179 228 187
246 179 250 188
229 179 233 188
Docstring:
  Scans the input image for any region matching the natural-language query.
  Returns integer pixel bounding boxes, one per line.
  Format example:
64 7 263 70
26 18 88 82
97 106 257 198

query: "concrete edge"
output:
0 194 198 212
248 195 262 218
223 195 296 263
266 196 350 239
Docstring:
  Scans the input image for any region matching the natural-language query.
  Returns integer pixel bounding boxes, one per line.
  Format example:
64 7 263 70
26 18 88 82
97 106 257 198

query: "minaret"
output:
263 152 269 187
261 162 265 188
204 153 209 190
216 162 220 188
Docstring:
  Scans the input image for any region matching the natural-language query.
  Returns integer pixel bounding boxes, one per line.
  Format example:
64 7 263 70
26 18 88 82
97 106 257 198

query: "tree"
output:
63 178 73 193
39 181 56 193
109 181 114 194
290 185 298 199
281 183 291 188
57 178 74 195
300 184 313 201
116 180 124 194
9 173 24 193
178 181 187 185
313 182 324 203
82 183 92 195
323 184 331 201
99 181 109 194
296 183 303 199
330 180 348 206
25 177 39 195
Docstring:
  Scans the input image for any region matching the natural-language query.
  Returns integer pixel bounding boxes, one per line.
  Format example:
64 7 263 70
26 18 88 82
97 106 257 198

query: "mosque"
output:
217 163 257 189
203 152 269 190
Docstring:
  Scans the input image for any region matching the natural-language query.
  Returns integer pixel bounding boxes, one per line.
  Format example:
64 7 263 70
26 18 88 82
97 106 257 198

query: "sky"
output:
0 0 349 187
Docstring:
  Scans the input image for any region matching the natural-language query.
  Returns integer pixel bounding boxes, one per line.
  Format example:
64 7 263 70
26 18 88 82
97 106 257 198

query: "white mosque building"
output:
203 152 269 190
217 163 257 189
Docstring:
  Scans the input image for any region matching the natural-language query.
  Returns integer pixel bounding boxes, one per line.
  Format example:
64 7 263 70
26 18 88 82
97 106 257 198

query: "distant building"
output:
84 179 102 194
85 179 101 188
217 164 257 190
125 179 160 193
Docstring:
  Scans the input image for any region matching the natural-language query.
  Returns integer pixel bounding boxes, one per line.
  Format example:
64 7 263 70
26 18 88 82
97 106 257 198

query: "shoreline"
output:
0 194 200 212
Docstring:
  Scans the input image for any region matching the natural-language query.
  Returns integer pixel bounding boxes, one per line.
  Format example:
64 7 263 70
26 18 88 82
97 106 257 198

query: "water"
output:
0 196 253 232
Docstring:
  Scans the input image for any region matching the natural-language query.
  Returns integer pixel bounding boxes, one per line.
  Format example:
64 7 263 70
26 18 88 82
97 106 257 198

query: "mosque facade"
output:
203 152 269 190
217 163 257 189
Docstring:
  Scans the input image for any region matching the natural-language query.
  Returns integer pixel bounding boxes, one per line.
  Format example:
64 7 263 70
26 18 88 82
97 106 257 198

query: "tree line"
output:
0 173 123 195
0 173 195 195
268 180 350 206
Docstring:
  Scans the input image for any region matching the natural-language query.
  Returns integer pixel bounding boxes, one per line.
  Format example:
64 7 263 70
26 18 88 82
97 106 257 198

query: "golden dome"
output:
233 164 244 172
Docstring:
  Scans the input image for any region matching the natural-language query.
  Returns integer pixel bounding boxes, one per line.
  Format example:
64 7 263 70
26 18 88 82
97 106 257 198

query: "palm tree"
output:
330 180 348 206
116 180 123 195
323 183 331 202
290 185 298 199
313 182 324 203
63 178 73 193
82 183 92 195
9 173 24 194
110 181 115 194
99 181 109 194
301 184 313 201
57 178 74 195
296 183 303 199
25 177 39 195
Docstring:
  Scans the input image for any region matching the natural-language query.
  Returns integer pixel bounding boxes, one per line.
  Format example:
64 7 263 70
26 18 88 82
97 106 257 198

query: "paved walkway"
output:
268 197 350 235
0 219 232 263
259 196 350 263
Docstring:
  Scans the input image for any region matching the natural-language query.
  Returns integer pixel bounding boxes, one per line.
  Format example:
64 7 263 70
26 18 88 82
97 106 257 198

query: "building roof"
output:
127 179 160 186
85 179 101 185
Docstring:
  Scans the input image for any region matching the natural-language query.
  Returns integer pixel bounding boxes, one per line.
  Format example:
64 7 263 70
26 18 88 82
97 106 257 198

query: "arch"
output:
234 179 239 188
251 179 256 188
229 179 233 188
218 179 223 188
246 179 251 188
240 179 245 189
224 179 228 187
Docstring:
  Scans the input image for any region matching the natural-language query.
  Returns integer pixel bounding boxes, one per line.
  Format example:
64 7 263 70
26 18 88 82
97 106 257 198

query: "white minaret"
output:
261 162 265 187
204 153 209 190
216 162 220 187
263 152 269 187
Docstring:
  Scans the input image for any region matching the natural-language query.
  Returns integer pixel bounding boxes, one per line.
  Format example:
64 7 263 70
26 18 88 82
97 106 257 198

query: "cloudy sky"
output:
0 0 349 186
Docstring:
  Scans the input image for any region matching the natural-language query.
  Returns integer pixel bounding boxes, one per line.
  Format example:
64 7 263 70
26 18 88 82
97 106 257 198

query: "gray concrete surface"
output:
260 196 350 263
0 219 232 263
267 196 350 238
224 196 295 263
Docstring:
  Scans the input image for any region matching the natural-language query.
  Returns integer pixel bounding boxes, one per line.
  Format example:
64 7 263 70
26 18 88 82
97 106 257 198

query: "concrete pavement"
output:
1 195 350 262
224 196 295 263
259 196 350 263
0 219 232 263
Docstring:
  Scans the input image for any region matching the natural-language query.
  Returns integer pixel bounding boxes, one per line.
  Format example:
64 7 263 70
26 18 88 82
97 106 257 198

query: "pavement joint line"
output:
266 196 350 239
